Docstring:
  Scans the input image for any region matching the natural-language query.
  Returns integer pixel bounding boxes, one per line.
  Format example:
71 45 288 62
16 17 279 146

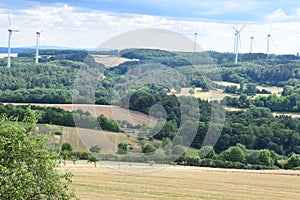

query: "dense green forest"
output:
0 51 110 104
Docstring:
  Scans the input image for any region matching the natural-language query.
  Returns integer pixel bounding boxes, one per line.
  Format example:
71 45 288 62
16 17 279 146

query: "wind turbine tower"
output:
7 16 19 68
35 31 43 64
266 25 273 56
250 36 254 53
193 32 197 52
234 32 237 54
232 24 246 63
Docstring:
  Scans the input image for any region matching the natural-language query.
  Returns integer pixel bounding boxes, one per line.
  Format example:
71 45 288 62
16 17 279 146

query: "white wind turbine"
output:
249 29 255 53
266 25 273 56
232 24 246 63
193 32 197 52
249 36 254 53
35 31 43 64
7 16 19 68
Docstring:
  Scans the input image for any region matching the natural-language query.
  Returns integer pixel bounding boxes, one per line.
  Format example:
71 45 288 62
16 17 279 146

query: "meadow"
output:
62 162 300 200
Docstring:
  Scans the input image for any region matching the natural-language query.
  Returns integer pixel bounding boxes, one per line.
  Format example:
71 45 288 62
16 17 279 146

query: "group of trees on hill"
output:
120 49 300 87
224 85 300 112
18 49 89 62
0 104 122 132
0 62 79 90
216 62 300 86
0 55 110 104
118 84 300 157
207 51 299 64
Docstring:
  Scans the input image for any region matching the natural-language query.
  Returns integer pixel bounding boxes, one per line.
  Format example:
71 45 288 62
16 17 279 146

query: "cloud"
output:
0 0 289 22
0 2 299 55
266 8 300 22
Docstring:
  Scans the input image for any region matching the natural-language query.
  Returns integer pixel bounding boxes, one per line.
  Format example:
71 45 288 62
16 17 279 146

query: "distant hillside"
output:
0 47 31 53
0 46 91 54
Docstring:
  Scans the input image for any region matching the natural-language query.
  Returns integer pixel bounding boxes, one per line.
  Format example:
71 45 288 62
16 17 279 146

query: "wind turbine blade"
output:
232 26 238 32
270 36 274 44
269 24 273 34
8 15 11 28
239 34 242 47
239 23 247 32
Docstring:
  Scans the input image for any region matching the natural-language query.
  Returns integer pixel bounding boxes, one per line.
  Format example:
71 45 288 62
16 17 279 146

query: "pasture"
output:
62 162 300 200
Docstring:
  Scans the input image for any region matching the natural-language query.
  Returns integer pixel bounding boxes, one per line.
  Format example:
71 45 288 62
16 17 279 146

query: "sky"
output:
0 0 300 54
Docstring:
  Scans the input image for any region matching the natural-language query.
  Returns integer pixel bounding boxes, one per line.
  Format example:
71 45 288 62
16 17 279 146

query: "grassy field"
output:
180 88 232 101
61 163 300 200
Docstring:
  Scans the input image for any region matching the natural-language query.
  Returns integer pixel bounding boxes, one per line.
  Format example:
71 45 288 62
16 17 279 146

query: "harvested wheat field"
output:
61 127 126 153
62 163 300 200
7 103 156 126
93 55 138 68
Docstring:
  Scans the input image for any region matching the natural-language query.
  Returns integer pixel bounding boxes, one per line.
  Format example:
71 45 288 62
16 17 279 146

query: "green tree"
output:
199 146 215 159
117 143 128 154
258 149 272 166
70 153 79 165
188 88 195 96
142 144 156 153
245 83 257 96
227 146 245 162
162 137 171 147
87 155 98 167
285 154 300 169
60 142 73 165
61 142 73 152
61 150 70 166
0 108 76 199
89 145 101 153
